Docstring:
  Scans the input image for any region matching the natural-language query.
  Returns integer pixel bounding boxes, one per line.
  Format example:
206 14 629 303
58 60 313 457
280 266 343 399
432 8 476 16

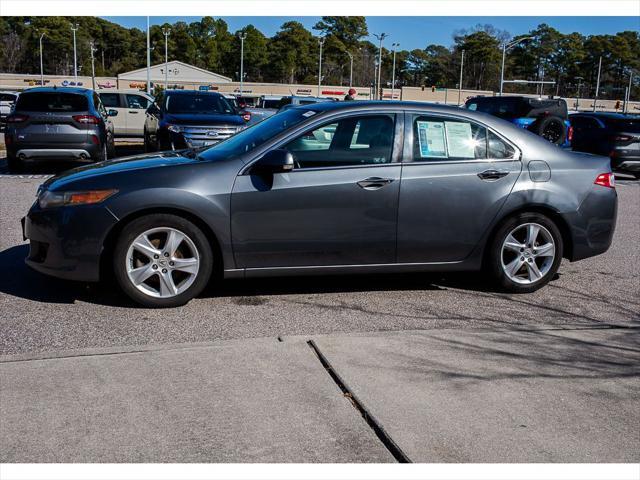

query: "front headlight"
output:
38 189 118 209
167 124 183 133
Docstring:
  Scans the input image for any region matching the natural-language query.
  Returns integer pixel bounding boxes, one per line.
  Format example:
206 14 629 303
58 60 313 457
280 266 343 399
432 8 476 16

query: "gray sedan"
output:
23 101 617 307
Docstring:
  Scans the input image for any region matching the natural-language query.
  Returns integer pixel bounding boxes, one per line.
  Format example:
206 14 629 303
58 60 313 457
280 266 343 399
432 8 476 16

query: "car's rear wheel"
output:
113 214 213 307
487 213 563 293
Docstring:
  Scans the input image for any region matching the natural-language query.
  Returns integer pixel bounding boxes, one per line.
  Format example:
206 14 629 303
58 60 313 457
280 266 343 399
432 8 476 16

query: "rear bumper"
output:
9 142 100 162
612 157 640 173
23 204 118 282
563 186 618 262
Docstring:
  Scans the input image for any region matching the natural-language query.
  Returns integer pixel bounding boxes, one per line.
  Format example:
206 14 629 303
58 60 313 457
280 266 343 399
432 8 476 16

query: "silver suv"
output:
4 87 117 172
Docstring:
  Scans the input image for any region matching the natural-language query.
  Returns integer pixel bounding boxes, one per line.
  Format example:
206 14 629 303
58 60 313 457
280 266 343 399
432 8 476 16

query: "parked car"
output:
570 112 640 179
4 87 117 172
465 96 572 147
144 90 246 151
22 101 617 307
97 90 154 137
258 95 283 109
276 96 335 112
0 91 19 129
241 95 282 126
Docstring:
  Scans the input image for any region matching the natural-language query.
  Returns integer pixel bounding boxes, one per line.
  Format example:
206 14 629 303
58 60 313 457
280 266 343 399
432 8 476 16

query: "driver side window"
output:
283 114 395 169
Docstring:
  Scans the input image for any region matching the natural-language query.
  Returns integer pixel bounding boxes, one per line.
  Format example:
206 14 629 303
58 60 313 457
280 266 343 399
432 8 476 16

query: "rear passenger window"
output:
126 94 149 109
412 116 486 160
487 131 516 159
99 93 120 108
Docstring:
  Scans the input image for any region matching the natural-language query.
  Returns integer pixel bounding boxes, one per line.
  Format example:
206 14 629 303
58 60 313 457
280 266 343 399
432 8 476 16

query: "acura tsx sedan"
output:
22 101 617 307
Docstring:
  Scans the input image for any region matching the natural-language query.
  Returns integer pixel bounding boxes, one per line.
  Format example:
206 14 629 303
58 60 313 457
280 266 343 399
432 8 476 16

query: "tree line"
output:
1 16 638 99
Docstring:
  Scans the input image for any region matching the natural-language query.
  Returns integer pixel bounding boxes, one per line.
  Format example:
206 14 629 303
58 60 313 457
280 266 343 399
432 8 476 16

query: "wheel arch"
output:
99 206 224 282
482 204 574 265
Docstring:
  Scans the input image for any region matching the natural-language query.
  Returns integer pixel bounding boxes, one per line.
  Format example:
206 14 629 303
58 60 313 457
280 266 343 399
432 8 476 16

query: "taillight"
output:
72 115 100 125
594 173 615 189
567 126 574 143
7 114 29 123
90 134 100 145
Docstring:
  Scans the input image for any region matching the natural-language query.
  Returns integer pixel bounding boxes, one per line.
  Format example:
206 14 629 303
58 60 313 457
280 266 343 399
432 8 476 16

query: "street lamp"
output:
575 76 584 112
345 51 354 89
391 43 399 100
89 40 97 90
317 36 325 97
38 32 45 86
161 28 171 91
374 33 388 100
593 56 603 112
458 49 465 106
238 31 247 96
70 22 79 82
500 36 533 96
146 16 151 94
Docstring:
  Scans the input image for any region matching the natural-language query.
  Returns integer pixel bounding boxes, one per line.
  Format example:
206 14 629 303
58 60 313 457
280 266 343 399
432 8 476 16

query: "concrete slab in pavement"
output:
313 326 640 463
0 337 394 463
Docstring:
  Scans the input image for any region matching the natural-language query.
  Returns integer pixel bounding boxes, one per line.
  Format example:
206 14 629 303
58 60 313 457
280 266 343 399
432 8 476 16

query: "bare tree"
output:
1 32 25 72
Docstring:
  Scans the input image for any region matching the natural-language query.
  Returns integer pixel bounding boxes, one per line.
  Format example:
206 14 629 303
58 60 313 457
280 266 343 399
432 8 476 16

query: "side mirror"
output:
251 149 294 175
107 109 118 117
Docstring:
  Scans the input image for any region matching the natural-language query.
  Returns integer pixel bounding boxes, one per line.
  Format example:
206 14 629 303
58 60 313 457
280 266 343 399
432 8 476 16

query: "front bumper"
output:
23 203 118 282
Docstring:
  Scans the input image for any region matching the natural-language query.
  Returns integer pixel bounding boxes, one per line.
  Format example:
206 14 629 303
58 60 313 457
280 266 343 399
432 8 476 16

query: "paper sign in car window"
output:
445 121 475 158
302 111 316 118
416 121 447 158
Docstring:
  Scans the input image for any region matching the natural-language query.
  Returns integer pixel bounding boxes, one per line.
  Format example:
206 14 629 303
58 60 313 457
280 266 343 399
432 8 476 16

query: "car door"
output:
231 112 403 269
124 93 151 136
98 92 125 136
397 111 521 263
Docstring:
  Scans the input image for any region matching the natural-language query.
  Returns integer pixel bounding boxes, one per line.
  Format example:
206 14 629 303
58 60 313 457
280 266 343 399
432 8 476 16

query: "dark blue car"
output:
465 96 572 147
144 90 246 151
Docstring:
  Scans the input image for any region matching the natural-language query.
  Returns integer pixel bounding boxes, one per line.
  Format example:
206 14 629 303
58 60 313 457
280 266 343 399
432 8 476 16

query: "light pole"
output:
391 43 399 100
146 17 151 94
500 36 533 96
346 51 354 88
458 50 465 105
624 70 634 114
593 56 602 112
162 28 171 91
70 23 79 82
239 31 247 95
89 40 97 90
39 32 45 86
317 36 325 97
575 76 583 111
374 33 388 100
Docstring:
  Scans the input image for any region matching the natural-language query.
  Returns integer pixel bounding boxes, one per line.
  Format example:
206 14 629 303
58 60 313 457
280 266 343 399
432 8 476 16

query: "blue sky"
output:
102 16 639 50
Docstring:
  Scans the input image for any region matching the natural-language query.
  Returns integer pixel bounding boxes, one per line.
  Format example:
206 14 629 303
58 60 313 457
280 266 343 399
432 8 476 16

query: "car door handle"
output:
357 177 394 190
478 169 509 181
129 110 139 114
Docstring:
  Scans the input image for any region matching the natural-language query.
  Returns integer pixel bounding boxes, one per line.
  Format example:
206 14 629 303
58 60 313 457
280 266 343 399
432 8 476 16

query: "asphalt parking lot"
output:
1 143 639 462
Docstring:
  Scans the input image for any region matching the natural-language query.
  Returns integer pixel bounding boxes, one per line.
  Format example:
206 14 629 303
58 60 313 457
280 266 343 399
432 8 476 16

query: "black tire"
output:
7 154 23 173
95 141 108 162
143 129 154 153
113 214 214 308
486 212 563 294
106 132 116 158
531 116 567 145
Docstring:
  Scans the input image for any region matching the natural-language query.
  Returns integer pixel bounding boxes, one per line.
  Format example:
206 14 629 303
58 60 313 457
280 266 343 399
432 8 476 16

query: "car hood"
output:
163 113 244 126
43 150 203 191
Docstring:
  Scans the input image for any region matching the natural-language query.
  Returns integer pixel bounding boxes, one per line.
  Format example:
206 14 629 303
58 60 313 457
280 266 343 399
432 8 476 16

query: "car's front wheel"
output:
487 213 563 293
113 214 213 307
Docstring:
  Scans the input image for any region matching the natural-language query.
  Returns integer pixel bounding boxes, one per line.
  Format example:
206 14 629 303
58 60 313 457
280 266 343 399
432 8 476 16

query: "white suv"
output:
0 91 19 130
97 90 154 137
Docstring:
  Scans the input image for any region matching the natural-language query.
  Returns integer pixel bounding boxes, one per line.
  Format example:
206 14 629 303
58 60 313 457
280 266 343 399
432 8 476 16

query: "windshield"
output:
198 108 314 159
165 94 236 115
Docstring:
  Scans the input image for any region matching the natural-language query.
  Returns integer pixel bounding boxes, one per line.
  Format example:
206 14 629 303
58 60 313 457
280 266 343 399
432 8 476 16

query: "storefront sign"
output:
296 88 312 95
321 90 345 96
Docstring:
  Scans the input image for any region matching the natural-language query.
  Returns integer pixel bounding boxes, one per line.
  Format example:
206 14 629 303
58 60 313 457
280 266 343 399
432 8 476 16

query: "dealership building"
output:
0 60 637 112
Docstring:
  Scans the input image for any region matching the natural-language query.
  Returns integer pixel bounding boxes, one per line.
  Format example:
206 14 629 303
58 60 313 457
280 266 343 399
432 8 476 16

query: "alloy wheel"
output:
500 222 555 285
125 227 200 298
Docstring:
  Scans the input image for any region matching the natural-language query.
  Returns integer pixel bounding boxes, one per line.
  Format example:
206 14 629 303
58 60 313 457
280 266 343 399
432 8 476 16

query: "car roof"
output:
97 89 152 95
21 86 93 95
164 90 223 96
571 112 640 119
301 100 466 114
